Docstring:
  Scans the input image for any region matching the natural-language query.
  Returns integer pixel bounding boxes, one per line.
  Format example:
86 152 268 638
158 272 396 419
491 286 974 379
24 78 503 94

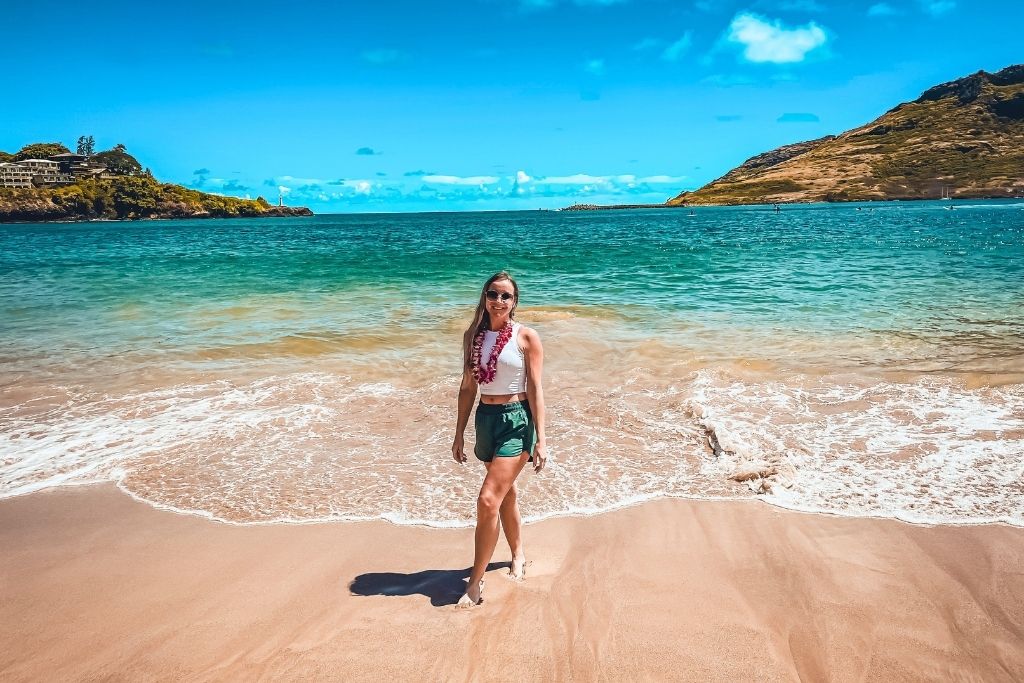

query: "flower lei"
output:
471 320 514 384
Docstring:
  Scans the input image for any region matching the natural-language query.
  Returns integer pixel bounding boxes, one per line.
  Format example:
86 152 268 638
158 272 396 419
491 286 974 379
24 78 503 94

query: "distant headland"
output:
0 139 312 223
565 64 1024 210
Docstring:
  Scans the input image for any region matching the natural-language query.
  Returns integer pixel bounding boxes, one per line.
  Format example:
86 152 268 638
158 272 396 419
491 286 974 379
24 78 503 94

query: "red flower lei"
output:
471 321 514 384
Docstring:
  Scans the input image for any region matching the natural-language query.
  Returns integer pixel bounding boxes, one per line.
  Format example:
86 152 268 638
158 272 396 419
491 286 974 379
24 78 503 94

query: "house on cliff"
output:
0 153 110 188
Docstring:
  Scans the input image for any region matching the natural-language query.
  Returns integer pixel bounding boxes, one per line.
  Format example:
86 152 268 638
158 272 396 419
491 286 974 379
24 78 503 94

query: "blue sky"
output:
3 0 1020 212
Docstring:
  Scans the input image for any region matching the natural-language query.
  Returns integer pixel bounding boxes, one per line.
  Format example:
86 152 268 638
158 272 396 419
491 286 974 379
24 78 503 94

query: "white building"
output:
18 159 72 185
0 162 34 188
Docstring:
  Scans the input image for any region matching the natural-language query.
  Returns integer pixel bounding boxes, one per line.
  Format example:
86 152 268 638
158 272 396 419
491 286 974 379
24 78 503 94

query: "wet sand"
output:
1 484 1023 681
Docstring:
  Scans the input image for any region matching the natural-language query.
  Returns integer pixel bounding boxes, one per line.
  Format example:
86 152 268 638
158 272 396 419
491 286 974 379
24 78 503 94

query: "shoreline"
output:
5 196 1022 223
562 195 1024 211
2 483 1023 680
0 207 314 224
20 478 1024 531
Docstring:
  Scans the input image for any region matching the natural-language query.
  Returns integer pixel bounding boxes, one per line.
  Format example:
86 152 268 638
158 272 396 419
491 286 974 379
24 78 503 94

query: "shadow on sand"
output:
350 562 510 607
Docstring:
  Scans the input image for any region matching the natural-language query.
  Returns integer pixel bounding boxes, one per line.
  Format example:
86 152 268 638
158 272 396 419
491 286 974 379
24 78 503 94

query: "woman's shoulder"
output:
515 322 541 346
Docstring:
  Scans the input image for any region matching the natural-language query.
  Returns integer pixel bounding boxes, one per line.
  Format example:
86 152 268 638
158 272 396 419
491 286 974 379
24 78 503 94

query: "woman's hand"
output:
532 441 547 473
452 434 467 464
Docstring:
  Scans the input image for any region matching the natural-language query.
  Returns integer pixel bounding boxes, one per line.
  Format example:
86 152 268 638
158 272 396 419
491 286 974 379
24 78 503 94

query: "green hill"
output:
669 64 1024 205
0 142 312 222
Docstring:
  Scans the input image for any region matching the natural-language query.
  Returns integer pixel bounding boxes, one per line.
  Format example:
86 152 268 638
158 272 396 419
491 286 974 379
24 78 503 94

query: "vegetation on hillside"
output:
92 144 144 176
670 64 1024 205
0 175 308 221
0 139 311 222
11 142 72 161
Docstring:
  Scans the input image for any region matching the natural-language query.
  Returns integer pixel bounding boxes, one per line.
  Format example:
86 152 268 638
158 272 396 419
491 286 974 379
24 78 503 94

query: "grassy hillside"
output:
0 175 311 222
1 141 311 222
669 64 1024 205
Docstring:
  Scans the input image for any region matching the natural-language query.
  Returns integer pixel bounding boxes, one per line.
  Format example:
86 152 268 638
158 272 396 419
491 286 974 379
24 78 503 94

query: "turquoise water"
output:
3 201 1023 375
2 201 1023 526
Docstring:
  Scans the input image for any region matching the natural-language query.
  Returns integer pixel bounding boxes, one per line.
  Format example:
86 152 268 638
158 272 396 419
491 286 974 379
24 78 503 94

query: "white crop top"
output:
479 322 528 395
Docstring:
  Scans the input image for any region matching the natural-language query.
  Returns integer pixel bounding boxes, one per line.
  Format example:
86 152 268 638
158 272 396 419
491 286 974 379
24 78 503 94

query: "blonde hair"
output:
463 271 519 370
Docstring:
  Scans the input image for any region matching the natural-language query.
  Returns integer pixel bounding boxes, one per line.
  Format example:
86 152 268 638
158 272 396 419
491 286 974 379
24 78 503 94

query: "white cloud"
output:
768 0 824 10
421 174 500 185
726 12 828 64
528 173 685 187
867 2 899 15
257 167 688 210
519 0 627 9
584 58 606 76
632 37 663 51
637 175 688 183
919 0 955 15
535 173 613 185
661 32 693 62
274 175 325 186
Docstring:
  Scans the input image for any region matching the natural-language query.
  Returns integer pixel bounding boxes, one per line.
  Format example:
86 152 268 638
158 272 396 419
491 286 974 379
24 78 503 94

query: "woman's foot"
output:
456 579 484 609
509 555 527 582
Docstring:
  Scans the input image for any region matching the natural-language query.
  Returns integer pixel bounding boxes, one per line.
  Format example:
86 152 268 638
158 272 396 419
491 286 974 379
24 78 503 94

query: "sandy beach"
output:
2 485 1022 681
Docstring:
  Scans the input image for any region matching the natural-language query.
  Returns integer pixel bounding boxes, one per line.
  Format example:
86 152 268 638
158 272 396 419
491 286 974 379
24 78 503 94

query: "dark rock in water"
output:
705 430 735 459
559 202 674 211
729 467 777 483
260 206 315 217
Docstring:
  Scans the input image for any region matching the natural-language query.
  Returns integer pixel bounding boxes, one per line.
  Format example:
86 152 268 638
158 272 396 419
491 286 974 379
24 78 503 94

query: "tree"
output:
110 176 159 217
14 142 72 161
92 144 143 176
76 135 96 157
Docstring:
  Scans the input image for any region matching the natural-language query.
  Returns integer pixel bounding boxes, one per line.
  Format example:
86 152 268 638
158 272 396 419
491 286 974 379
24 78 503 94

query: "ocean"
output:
2 201 1022 526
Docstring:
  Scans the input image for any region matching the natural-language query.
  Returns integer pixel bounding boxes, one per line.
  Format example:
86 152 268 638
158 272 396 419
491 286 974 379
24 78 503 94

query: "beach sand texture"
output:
3 209 1024 680
2 485 1022 682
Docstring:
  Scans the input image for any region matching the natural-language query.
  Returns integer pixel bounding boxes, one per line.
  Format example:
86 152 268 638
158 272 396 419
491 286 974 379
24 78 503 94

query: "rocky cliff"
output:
669 64 1024 205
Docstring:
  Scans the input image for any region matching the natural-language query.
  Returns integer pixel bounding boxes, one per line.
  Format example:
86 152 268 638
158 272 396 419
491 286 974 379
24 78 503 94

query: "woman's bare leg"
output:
463 452 529 603
499 482 526 579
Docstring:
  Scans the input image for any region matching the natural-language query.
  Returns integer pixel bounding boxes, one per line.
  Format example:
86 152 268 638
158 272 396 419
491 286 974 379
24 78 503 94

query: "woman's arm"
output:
452 367 477 463
523 327 547 472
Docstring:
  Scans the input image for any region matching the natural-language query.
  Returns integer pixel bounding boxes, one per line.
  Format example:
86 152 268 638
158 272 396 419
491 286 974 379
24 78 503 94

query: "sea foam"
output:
2 369 1021 528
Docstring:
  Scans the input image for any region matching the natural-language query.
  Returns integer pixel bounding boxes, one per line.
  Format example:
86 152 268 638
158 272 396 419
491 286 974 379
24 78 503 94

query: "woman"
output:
452 271 546 608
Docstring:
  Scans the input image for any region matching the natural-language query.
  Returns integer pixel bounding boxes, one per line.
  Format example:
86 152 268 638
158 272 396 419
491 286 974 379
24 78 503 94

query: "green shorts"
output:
474 400 537 463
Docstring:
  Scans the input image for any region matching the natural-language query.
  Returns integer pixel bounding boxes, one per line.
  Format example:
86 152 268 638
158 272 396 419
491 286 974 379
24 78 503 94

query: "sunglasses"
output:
486 289 515 302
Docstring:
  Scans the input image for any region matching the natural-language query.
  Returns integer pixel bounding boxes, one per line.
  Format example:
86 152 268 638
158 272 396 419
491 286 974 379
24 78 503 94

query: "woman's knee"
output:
477 488 502 515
